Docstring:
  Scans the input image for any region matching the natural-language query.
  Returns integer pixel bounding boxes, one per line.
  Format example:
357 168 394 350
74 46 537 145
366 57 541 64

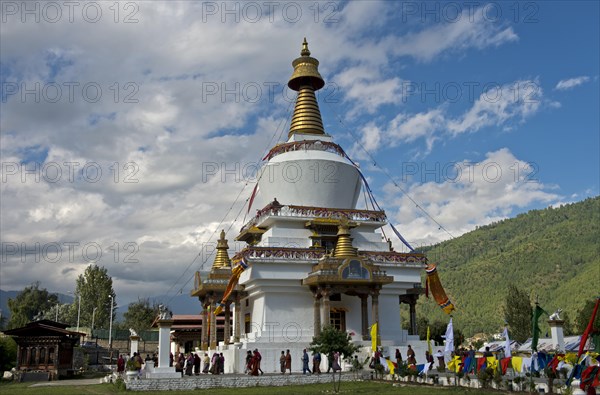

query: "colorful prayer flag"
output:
447 355 462 373
213 258 248 315
247 184 259 214
425 264 455 314
511 356 523 373
427 326 432 355
531 304 548 352
500 357 511 375
386 359 395 375
370 322 378 352
580 366 600 390
476 357 486 372
486 357 498 372
444 318 454 354
503 326 512 358
420 360 430 375
578 298 600 358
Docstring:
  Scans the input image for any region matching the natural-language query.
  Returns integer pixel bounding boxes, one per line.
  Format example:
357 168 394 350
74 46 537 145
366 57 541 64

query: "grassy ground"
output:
0 380 508 395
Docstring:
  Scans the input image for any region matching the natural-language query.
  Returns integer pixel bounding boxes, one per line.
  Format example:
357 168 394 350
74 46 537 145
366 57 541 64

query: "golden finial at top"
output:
301 37 310 56
288 38 324 91
287 38 326 137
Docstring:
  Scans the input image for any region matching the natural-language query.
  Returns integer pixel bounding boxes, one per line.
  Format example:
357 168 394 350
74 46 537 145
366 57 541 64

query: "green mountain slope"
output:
414 196 600 338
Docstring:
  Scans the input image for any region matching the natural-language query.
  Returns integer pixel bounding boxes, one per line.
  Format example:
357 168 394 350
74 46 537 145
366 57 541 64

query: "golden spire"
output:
288 38 325 138
212 230 231 269
333 220 358 258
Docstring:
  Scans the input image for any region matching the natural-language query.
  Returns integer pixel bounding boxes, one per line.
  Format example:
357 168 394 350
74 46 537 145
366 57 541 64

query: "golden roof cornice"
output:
302 256 393 287
235 226 266 245
232 246 428 266
190 269 234 297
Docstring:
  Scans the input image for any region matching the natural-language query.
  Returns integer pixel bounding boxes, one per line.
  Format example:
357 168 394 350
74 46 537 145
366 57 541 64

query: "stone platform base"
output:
126 372 367 391
145 367 181 379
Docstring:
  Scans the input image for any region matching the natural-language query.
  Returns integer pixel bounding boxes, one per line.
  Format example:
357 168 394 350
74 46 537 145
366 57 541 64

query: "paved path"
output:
26 372 318 387
29 378 102 387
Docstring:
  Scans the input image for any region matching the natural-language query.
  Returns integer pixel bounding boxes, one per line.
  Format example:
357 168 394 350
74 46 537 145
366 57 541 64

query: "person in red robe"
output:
117 355 125 375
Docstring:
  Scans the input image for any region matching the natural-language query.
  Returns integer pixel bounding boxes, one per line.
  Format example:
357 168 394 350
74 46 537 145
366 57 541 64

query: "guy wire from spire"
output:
325 101 455 242
164 99 295 305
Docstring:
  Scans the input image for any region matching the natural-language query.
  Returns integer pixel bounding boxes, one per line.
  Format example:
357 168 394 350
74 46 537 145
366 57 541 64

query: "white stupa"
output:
192 39 427 373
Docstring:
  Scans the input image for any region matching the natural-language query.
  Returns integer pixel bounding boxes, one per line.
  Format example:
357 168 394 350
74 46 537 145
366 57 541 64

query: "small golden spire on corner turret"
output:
288 38 326 138
212 230 231 269
333 219 358 258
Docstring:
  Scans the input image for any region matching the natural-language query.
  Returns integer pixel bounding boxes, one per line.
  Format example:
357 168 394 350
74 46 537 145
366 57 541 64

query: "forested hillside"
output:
414 196 599 338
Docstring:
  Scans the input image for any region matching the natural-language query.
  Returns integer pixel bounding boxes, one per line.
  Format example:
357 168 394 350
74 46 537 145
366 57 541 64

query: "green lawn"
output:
0 380 508 394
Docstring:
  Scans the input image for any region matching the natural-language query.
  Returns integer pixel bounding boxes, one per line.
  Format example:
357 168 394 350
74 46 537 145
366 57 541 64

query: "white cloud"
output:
555 76 591 90
359 123 382 153
385 148 561 248
447 79 542 135
352 79 543 155
388 109 445 152
392 5 518 62
334 66 406 116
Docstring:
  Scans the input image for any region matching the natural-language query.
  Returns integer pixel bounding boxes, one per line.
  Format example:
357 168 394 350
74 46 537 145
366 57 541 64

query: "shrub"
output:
0 337 17 372
477 367 494 388
114 377 126 391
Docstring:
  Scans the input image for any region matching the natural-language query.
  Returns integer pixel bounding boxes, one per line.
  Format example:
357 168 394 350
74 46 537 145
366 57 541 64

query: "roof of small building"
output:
517 336 585 353
4 319 85 338
478 340 521 353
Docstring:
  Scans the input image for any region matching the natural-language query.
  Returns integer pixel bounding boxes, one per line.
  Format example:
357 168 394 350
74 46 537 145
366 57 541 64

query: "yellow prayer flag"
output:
427 326 432 355
386 359 395 375
213 259 248 316
370 322 378 352
447 355 461 373
213 304 223 316
486 357 498 371
511 356 523 372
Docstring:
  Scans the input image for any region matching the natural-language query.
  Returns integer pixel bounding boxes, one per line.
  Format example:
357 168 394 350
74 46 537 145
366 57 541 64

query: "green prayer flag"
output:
531 305 548 351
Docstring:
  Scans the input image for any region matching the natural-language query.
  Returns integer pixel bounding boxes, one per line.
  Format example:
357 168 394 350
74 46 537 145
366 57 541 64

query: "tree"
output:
7 282 59 329
41 303 72 324
561 311 575 336
309 325 360 360
0 311 6 330
503 285 532 342
119 298 160 335
575 298 600 334
0 336 18 371
73 265 116 330
415 315 429 340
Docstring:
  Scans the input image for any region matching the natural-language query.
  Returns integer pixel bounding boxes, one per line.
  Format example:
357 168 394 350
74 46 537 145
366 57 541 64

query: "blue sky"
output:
0 1 598 304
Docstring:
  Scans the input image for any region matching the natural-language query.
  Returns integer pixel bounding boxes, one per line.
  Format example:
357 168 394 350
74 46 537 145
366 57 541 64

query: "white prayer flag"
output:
503 327 512 358
444 318 454 355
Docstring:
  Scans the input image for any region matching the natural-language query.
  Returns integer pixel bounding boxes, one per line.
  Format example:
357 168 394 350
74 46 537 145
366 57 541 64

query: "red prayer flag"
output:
247 184 259 214
578 298 600 358
580 366 600 390
476 357 486 372
501 357 511 375
549 354 562 373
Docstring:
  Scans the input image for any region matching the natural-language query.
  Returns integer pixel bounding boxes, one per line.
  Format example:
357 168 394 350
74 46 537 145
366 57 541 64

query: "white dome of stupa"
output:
256 39 361 209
